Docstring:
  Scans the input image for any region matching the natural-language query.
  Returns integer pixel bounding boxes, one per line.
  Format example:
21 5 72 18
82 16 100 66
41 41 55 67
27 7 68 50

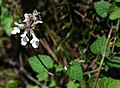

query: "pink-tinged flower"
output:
11 27 20 34
20 32 29 46
11 10 43 48
30 33 39 48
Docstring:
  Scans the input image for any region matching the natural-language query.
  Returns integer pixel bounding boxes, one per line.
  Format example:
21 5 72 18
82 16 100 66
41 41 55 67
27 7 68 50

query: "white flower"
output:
20 32 29 46
23 13 30 22
14 22 24 29
30 33 39 48
11 27 20 34
35 20 43 24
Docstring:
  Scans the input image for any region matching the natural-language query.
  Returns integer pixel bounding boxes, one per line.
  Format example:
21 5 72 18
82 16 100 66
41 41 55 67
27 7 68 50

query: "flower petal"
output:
31 41 39 48
11 27 20 34
21 36 29 46
30 33 39 48
35 20 43 24
21 41 27 46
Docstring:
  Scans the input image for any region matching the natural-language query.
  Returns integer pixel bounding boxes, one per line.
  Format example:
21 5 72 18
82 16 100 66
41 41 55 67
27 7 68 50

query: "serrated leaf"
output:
106 62 120 68
28 55 53 73
90 36 111 56
66 61 83 80
97 77 107 88
5 80 18 88
109 9 120 20
94 1 111 18
96 77 120 88
108 80 120 88
109 4 120 13
106 56 120 68
104 78 114 88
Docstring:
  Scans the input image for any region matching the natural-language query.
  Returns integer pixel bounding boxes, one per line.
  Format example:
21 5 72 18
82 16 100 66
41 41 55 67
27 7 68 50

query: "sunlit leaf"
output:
115 0 120 2
26 85 40 88
90 36 111 56
49 80 56 87
37 71 48 81
1 7 13 36
5 80 18 88
67 81 79 88
94 1 111 18
66 61 83 80
109 9 120 20
97 77 120 88
28 55 53 73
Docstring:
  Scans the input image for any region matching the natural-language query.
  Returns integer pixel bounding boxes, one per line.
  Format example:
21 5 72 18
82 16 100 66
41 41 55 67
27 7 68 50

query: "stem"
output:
30 44 54 76
84 68 103 75
112 19 120 52
93 27 113 88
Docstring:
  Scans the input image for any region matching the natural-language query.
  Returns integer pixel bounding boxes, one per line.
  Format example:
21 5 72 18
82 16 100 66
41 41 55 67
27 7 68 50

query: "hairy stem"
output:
93 27 113 88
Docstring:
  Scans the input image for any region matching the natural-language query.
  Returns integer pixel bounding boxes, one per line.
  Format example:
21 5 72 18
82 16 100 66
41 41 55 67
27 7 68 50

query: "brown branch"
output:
40 38 60 64
93 27 113 88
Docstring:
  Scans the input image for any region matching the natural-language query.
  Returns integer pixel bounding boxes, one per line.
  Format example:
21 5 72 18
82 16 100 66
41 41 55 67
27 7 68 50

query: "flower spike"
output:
11 10 43 48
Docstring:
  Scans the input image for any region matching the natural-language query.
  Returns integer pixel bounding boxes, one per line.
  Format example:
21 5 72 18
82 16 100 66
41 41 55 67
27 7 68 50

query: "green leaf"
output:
108 80 120 88
97 77 107 88
67 81 79 88
5 80 18 88
28 55 53 73
109 4 120 13
109 9 120 20
115 38 120 47
26 85 40 88
37 71 48 81
115 0 120 2
49 80 56 87
94 1 111 18
62 23 71 30
66 61 83 80
0 0 2 6
104 78 114 88
28 55 45 73
87 78 96 88
28 55 54 81
90 36 111 56
96 77 120 88
54 64 63 73
106 56 120 68
39 55 54 69
1 7 13 36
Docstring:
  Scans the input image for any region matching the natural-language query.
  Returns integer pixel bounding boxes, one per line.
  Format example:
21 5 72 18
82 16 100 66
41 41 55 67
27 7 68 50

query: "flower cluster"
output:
11 10 43 48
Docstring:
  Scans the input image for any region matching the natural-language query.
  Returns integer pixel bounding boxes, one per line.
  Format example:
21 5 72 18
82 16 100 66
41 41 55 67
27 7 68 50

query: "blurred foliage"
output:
1 0 120 88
